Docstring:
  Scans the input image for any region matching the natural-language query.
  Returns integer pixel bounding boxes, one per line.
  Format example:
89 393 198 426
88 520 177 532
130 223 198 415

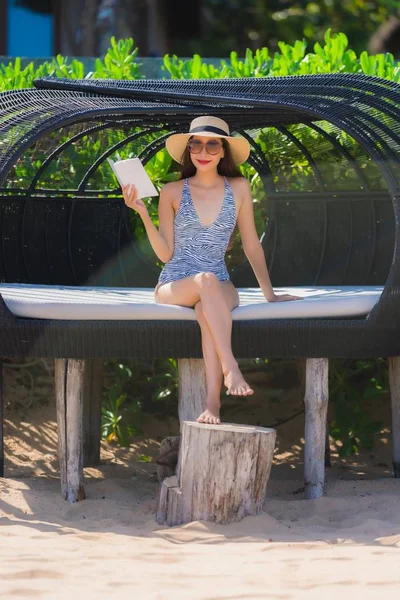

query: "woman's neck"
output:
191 170 223 187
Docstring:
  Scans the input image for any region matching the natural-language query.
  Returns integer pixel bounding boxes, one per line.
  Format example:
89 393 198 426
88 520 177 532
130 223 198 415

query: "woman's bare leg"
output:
155 272 254 397
194 300 224 424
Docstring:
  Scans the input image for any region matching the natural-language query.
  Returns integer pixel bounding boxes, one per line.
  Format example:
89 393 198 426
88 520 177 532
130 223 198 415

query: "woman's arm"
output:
122 184 174 263
236 179 301 302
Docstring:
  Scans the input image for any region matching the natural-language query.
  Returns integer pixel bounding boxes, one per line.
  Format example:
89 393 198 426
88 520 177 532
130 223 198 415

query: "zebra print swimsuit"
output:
157 176 236 287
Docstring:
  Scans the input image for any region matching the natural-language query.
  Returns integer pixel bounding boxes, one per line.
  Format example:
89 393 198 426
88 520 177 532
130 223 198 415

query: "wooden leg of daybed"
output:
177 358 207 422
157 359 206 482
55 359 86 503
82 359 104 467
304 358 329 499
297 357 331 468
0 359 3 477
388 357 400 478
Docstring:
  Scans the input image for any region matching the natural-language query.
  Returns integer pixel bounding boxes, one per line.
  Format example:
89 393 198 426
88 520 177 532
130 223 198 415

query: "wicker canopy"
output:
0 73 399 359
0 73 399 192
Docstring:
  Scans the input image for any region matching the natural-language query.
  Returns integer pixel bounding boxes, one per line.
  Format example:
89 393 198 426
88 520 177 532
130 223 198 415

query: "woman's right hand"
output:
122 184 149 218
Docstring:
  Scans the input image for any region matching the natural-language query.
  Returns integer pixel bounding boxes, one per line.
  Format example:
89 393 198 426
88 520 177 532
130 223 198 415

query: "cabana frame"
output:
0 73 399 501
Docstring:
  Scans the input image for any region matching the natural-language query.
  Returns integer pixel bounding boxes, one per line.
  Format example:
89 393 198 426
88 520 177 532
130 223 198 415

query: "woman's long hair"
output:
178 138 244 180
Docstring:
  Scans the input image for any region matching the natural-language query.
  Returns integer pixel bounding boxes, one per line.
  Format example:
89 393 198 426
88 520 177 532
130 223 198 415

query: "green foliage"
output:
147 358 179 406
101 360 141 446
2 30 399 92
92 37 143 80
0 37 143 92
329 359 387 456
199 0 398 58
0 55 86 90
101 357 179 447
163 29 400 81
161 54 230 79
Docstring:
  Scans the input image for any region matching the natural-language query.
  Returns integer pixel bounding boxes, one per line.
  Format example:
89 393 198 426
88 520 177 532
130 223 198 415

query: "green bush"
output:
0 37 144 91
1 29 399 92
162 30 400 80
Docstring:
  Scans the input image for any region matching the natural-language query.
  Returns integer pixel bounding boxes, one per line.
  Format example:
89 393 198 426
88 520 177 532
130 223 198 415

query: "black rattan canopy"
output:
0 73 399 360
1 73 399 192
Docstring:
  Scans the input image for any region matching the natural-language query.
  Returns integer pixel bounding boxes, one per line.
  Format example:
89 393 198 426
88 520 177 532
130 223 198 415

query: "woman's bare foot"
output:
197 398 221 425
224 367 254 396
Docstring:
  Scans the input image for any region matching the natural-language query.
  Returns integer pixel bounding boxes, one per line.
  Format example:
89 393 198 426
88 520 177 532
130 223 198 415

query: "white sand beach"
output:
1 369 400 599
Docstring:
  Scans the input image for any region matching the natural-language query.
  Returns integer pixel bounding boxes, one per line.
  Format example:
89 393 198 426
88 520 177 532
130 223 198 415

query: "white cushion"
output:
0 284 383 320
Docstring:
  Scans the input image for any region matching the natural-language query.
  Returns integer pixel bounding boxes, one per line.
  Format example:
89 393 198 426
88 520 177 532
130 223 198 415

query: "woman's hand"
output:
268 293 303 302
122 184 148 218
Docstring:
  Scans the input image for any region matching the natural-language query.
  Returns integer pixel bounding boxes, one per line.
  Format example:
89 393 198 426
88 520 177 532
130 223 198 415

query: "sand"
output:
1 366 400 599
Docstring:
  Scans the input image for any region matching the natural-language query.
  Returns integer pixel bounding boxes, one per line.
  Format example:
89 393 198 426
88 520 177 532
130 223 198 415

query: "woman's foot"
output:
197 399 221 425
224 367 254 396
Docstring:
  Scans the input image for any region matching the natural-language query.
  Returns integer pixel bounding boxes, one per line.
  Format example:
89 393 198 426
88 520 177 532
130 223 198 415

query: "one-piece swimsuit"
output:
157 176 236 287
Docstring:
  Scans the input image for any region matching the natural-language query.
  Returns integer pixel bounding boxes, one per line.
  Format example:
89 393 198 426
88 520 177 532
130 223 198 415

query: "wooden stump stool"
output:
157 421 276 526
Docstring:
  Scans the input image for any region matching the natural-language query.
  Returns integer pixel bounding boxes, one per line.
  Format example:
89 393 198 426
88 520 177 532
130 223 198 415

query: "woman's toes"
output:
197 408 221 425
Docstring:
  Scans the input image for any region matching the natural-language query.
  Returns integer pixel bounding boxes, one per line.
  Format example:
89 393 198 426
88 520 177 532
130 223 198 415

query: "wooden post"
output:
83 359 104 467
388 357 400 477
156 359 205 485
157 421 276 526
177 359 206 422
303 358 329 500
297 357 331 467
0 359 3 478
55 359 86 503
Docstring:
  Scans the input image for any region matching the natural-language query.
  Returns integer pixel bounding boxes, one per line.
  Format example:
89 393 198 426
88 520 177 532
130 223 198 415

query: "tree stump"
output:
157 421 276 526
55 359 86 503
156 435 180 483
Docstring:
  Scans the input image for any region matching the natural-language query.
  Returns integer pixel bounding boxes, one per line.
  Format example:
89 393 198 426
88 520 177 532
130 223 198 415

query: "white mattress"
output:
0 284 383 321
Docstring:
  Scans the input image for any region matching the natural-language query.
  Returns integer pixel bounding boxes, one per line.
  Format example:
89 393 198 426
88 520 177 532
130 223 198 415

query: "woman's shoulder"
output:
226 175 251 192
160 179 185 197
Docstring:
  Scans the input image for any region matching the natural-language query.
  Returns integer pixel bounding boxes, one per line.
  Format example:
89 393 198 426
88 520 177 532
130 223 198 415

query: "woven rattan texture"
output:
0 74 399 358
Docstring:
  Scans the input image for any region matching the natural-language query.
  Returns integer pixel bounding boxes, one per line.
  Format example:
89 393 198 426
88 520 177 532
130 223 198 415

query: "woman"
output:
122 116 301 425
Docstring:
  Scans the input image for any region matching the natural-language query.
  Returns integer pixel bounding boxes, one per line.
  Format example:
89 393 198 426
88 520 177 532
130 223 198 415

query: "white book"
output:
107 157 158 199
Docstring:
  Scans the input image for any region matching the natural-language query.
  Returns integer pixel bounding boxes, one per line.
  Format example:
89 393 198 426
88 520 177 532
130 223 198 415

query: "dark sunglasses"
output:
187 139 223 155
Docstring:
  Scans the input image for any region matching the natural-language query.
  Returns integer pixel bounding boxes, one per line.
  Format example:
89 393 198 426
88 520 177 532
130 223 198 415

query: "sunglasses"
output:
187 139 223 155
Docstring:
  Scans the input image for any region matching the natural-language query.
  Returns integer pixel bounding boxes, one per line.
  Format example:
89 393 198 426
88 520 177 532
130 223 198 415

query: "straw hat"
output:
165 116 250 165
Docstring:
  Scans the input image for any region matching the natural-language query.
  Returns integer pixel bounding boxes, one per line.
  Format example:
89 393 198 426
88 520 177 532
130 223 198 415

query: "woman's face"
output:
188 135 225 171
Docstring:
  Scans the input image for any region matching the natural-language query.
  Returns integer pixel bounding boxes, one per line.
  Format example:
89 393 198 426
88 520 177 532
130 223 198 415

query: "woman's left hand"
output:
268 293 303 302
